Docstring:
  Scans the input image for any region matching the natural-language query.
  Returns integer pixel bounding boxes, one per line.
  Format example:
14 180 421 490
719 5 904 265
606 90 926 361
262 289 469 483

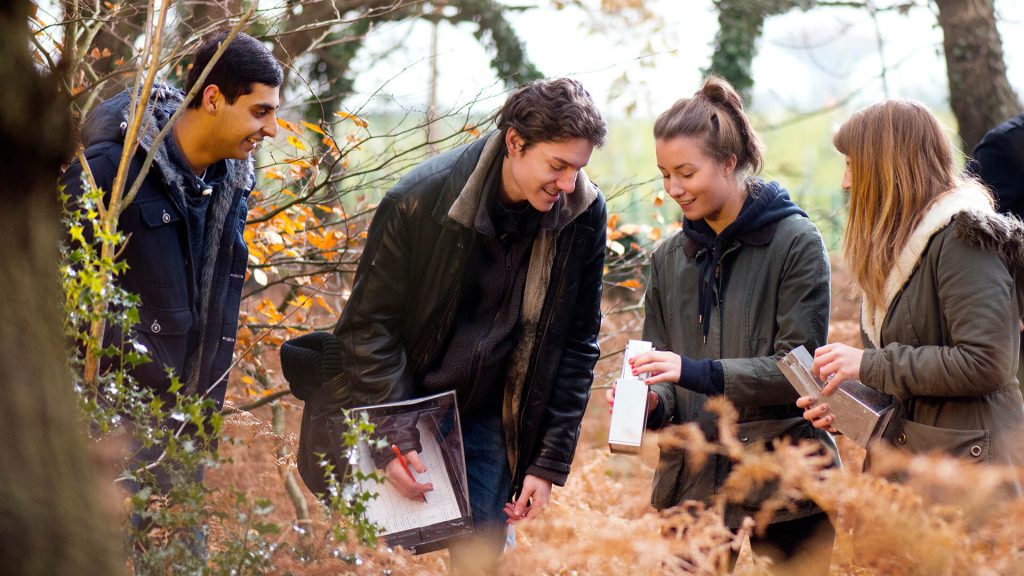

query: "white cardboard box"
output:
608 340 653 454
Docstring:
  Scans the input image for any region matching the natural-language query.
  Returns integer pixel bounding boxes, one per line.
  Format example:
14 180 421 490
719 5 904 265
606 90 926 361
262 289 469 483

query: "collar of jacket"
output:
679 179 799 259
861 181 998 347
441 130 598 233
682 223 777 259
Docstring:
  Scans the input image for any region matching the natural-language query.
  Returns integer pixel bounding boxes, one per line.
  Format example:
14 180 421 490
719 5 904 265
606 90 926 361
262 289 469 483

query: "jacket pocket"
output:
134 306 193 386
651 444 706 509
890 419 990 462
139 200 182 228
120 198 188 306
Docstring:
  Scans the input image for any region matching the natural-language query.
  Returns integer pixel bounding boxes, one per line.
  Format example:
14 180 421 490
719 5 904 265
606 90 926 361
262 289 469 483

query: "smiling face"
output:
208 82 281 161
655 135 744 233
499 128 595 212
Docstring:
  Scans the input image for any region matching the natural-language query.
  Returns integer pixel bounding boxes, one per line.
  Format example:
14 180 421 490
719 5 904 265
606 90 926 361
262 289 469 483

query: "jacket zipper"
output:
695 248 708 332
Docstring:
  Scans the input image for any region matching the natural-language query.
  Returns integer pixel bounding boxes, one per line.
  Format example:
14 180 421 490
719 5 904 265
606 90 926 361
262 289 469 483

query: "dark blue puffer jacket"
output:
61 84 254 407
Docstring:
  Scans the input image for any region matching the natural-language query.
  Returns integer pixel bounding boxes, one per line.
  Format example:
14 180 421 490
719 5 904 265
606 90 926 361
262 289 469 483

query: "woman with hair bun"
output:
800 100 1024 470
616 75 836 569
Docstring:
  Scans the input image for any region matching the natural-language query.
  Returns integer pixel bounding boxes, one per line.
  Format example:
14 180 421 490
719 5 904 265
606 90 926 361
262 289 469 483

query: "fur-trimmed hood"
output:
862 182 1024 347
954 206 1024 279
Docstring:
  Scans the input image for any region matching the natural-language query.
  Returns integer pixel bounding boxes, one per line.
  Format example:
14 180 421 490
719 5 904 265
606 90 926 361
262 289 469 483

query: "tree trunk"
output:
708 1 810 105
0 2 121 574
935 0 1021 151
708 1 765 104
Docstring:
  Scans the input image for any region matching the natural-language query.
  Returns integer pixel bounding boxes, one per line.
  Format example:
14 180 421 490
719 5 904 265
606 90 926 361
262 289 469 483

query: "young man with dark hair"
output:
61 31 282 423
282 77 607 571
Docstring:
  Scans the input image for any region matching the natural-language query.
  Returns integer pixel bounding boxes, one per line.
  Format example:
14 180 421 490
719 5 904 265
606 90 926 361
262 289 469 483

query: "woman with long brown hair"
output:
800 100 1024 469
615 75 836 570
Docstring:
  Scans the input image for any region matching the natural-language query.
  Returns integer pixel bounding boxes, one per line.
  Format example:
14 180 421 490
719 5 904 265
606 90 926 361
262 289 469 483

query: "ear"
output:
201 85 222 114
721 153 738 177
505 127 524 156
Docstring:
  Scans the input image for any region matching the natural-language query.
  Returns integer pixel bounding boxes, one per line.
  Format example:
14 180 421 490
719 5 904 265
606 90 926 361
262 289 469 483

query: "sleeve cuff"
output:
680 357 724 396
524 464 568 487
646 397 666 430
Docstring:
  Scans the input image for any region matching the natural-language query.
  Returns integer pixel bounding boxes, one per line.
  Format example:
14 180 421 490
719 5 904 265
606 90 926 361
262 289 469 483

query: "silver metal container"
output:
778 345 897 448
608 340 653 454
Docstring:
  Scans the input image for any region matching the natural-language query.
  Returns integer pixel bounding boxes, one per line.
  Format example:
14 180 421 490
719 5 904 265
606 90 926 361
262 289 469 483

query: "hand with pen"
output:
385 444 433 502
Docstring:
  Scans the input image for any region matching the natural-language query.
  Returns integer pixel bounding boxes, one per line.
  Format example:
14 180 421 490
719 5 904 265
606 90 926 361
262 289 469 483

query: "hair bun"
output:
654 74 764 176
698 75 745 112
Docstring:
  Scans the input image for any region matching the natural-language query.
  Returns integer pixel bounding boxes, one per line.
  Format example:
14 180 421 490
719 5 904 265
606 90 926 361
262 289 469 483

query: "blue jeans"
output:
449 411 512 573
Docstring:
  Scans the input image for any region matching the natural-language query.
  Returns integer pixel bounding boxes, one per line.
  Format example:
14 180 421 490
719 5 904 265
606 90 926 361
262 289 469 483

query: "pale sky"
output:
347 0 1024 119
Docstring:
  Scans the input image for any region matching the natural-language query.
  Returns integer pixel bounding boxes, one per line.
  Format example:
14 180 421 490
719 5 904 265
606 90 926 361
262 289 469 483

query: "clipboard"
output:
328 391 472 554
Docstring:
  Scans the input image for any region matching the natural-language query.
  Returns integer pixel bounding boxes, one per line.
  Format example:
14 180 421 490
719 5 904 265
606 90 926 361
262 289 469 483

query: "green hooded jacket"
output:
644 181 834 528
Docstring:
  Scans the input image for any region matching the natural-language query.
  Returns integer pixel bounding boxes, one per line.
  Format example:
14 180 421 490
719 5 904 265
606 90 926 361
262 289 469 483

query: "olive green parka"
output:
860 183 1024 467
644 182 834 528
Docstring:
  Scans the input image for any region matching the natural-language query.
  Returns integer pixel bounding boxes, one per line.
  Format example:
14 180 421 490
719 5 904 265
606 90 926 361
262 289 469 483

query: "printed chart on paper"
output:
356 419 462 535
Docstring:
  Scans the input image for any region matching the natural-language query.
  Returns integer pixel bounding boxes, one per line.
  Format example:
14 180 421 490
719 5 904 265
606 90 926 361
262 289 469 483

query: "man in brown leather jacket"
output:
281 78 607 569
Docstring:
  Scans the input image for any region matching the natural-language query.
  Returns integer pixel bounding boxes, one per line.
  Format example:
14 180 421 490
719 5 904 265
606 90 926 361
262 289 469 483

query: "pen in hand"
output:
391 444 428 503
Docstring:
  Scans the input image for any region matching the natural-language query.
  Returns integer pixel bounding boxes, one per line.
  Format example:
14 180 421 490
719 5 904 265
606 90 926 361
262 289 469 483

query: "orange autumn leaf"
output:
301 120 326 135
277 117 303 134
334 110 369 128
314 295 337 316
284 158 312 168
287 135 309 151
308 230 341 252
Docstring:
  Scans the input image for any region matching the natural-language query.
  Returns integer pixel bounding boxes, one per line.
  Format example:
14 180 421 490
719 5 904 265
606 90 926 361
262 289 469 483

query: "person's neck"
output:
172 114 213 176
497 155 528 208
705 179 747 235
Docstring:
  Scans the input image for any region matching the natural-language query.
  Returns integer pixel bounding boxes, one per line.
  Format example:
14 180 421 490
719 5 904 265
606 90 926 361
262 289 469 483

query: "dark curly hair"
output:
496 78 607 150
